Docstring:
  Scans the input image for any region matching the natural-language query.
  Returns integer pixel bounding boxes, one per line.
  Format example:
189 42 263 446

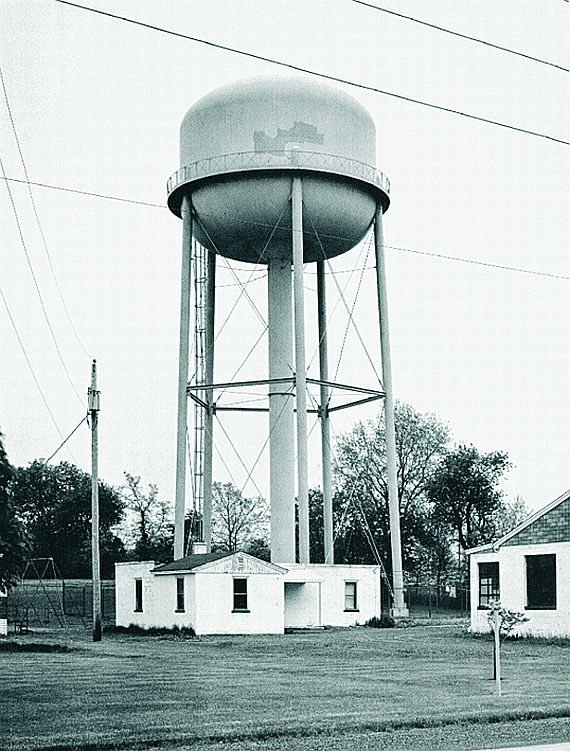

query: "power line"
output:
3 175 568 281
53 0 569 146
387 244 570 281
2 176 164 208
0 157 84 406
0 283 69 449
0 65 91 359
349 0 568 72
43 414 87 464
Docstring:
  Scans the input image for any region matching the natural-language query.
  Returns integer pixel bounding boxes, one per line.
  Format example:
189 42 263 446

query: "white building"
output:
115 552 381 635
467 488 570 638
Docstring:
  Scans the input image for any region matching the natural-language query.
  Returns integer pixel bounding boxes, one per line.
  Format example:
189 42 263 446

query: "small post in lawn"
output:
493 607 501 696
488 602 528 697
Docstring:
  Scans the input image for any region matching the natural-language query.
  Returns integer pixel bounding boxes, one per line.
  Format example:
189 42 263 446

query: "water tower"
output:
167 76 407 616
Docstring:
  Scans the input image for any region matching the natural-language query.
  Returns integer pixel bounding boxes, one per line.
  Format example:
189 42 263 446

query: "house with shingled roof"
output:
115 550 381 635
467 487 570 637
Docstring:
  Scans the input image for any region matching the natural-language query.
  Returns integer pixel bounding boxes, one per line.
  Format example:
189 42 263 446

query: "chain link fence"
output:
6 577 469 632
6 580 116 631
405 583 470 619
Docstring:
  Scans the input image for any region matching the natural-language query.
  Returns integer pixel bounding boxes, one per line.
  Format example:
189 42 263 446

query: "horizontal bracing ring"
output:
187 377 385 398
187 380 385 415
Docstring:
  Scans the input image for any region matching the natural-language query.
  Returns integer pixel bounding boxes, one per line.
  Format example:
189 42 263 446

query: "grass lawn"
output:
1 623 568 751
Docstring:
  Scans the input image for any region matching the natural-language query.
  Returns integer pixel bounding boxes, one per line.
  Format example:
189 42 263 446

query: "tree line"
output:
0 401 525 590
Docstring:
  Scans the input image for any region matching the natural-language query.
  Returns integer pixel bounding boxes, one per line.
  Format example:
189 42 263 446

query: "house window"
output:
478 562 499 608
134 578 143 612
176 577 185 612
345 581 358 611
233 578 249 612
526 554 556 609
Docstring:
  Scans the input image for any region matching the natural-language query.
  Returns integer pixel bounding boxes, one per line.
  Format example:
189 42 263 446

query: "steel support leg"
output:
374 204 408 617
317 260 334 564
174 196 192 560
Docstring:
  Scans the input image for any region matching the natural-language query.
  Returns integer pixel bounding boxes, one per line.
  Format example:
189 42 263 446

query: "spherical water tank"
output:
167 77 389 264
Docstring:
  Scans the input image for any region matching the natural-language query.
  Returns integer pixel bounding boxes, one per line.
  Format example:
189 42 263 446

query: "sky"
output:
1 0 568 517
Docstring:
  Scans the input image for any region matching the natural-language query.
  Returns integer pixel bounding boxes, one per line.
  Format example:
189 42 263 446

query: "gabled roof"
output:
467 486 570 555
153 551 230 573
152 551 288 575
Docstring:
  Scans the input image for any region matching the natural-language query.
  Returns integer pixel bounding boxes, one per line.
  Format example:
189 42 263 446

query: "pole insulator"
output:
88 389 100 413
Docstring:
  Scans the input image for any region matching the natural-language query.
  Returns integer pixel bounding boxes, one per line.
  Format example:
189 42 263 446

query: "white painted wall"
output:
116 561 156 628
116 561 284 634
469 542 570 638
116 563 199 630
193 572 284 635
284 564 381 628
116 561 381 634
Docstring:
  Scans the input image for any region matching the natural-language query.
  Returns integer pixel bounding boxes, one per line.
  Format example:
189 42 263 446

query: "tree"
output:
404 508 455 589
0 430 30 590
494 495 529 538
120 473 173 562
243 537 271 561
332 402 450 575
426 445 511 551
11 460 125 578
308 487 325 563
211 481 269 552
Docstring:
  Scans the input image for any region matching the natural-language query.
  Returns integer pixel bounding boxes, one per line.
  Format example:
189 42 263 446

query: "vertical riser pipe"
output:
268 255 296 563
292 177 310 565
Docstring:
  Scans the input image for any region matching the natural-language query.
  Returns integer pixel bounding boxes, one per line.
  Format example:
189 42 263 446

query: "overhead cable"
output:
349 0 568 72
2 176 164 208
0 284 71 451
53 0 569 145
3 175 567 281
1 157 84 405
0 66 91 359
43 414 87 463
387 244 570 281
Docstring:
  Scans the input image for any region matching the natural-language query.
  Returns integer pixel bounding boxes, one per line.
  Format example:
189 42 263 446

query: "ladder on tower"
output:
187 239 207 554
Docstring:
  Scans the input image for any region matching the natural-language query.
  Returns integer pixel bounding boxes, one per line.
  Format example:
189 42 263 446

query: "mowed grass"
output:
1 624 569 751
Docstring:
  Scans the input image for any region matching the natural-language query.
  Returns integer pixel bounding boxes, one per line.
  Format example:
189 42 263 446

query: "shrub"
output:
0 641 74 653
487 602 529 639
104 624 196 639
365 614 395 629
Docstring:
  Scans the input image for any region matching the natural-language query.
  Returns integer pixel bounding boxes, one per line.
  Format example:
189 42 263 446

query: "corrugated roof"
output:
153 551 231 573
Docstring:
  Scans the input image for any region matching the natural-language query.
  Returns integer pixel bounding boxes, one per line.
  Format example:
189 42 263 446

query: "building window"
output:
233 578 249 612
176 577 185 612
134 578 143 612
478 562 499 608
345 581 358 611
526 554 556 610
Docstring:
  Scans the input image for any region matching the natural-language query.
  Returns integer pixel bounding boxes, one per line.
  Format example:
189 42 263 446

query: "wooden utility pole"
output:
88 360 102 642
